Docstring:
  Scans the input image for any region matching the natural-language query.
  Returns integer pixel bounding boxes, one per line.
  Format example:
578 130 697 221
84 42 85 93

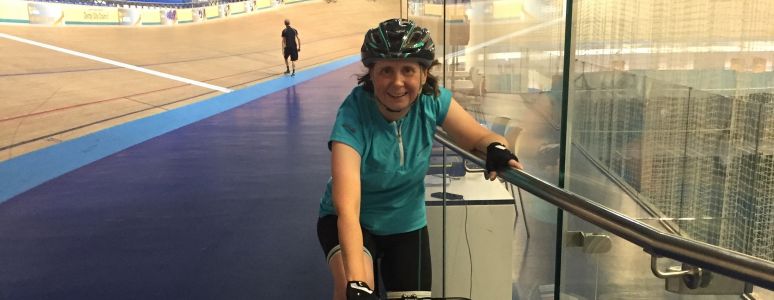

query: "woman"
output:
317 18 522 300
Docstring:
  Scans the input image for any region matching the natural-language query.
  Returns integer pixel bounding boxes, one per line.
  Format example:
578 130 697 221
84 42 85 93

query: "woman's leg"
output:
377 227 432 298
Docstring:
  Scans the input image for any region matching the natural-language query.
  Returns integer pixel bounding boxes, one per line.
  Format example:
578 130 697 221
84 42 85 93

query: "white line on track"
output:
0 32 233 93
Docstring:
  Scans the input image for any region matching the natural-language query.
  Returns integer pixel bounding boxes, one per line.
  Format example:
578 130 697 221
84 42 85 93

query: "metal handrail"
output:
433 131 774 290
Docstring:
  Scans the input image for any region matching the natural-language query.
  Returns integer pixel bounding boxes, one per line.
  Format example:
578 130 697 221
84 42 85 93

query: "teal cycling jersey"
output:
319 86 452 235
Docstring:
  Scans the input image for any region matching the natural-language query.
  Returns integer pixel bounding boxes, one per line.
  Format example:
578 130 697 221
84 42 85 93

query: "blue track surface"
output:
0 58 362 299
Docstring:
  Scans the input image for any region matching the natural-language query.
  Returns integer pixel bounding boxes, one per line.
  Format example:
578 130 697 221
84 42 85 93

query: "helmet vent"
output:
361 18 435 67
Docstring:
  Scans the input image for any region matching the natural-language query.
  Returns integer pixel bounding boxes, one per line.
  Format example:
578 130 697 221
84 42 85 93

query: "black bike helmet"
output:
361 18 435 68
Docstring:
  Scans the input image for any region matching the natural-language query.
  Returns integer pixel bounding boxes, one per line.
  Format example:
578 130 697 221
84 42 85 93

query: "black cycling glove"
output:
347 281 378 300
485 142 519 174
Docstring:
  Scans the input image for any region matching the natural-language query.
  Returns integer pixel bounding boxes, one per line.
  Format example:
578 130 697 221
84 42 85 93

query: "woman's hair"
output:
357 60 442 97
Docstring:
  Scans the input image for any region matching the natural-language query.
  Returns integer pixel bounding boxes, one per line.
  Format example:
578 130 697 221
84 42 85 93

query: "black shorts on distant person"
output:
284 47 298 61
316 214 432 293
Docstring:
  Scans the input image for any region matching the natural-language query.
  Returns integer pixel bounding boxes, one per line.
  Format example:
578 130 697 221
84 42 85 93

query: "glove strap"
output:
487 142 519 162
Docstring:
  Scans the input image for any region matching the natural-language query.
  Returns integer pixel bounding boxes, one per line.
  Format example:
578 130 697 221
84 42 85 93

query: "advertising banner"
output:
0 1 30 23
256 0 272 10
205 5 219 20
5 0 282 27
118 8 141 26
64 6 119 25
27 3 64 25
229 2 245 15
177 8 193 24
141 9 161 25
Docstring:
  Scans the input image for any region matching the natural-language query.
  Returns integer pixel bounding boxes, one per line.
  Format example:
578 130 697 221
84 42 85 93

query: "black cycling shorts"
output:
283 47 298 61
317 214 432 293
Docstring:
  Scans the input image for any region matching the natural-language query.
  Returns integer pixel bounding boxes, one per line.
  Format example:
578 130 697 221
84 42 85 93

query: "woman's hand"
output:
485 142 523 181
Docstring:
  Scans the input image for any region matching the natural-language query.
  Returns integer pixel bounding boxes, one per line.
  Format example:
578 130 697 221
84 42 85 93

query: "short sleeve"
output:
433 87 453 126
329 92 365 155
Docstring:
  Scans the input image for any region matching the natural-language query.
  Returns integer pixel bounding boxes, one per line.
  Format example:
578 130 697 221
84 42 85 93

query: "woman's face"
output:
370 60 427 118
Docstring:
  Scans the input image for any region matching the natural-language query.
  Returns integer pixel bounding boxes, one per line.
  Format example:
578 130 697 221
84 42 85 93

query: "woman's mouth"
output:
387 92 408 98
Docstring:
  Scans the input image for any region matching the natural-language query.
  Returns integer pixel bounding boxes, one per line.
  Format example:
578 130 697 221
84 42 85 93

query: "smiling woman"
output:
315 18 523 300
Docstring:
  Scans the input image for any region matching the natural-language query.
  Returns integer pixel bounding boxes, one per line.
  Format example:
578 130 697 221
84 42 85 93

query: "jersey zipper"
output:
394 121 405 166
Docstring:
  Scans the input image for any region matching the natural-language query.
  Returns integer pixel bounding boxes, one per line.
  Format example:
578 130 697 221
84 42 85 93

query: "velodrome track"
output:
0 0 397 161
0 1 400 299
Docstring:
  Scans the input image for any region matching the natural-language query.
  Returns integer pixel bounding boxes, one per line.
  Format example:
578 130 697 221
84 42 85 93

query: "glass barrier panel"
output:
565 0 774 298
413 0 567 298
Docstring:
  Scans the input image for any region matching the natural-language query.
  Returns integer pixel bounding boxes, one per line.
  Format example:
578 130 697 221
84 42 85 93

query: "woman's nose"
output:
389 73 405 86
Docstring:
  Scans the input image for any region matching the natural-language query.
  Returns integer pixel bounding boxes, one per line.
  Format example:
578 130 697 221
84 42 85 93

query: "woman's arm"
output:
330 142 370 282
440 98 523 179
